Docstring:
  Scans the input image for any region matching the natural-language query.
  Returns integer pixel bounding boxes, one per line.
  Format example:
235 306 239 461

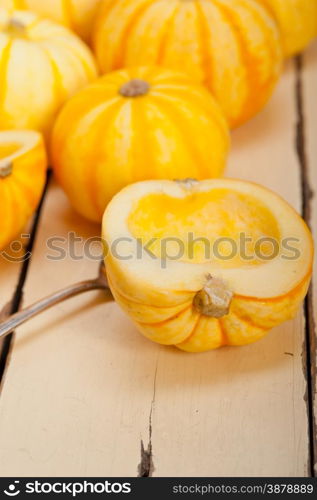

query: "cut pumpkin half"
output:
0 130 47 251
102 179 313 352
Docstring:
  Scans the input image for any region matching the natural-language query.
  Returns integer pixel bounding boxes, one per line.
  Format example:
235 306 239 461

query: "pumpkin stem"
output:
193 275 233 318
119 79 150 98
6 18 26 35
0 161 13 178
174 178 199 189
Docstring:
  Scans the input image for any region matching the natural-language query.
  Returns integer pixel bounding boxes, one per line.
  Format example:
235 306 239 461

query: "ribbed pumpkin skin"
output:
107 264 311 352
51 67 230 222
93 0 283 128
0 0 101 42
257 0 317 56
0 131 47 251
0 9 98 138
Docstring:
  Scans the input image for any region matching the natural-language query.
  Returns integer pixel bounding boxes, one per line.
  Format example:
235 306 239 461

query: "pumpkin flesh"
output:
0 142 20 159
128 189 281 267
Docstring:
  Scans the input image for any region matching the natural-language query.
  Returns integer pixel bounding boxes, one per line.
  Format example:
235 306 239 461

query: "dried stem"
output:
119 79 150 98
0 162 13 178
194 275 233 318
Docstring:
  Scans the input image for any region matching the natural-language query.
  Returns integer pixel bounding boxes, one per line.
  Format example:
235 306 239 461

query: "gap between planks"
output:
0 171 51 387
295 54 317 478
138 360 158 477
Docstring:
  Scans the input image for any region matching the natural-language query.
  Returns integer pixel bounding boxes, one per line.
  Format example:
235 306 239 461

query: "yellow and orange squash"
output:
257 0 317 57
51 66 230 222
93 0 283 128
0 130 47 251
102 179 313 352
0 0 102 42
0 8 98 139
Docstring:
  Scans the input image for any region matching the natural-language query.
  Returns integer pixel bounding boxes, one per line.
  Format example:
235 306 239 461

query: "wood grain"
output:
0 46 315 476
301 42 317 476
0 255 22 384
0 179 48 386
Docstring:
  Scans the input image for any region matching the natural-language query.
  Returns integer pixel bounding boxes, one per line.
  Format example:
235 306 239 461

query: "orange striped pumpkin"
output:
51 66 230 222
0 130 47 251
257 0 317 56
0 0 101 42
93 0 283 128
0 9 98 139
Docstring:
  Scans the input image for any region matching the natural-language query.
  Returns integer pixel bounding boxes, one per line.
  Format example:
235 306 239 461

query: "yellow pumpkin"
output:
93 0 283 128
51 66 230 222
0 9 98 139
0 0 102 42
0 130 47 251
102 179 313 352
257 0 317 56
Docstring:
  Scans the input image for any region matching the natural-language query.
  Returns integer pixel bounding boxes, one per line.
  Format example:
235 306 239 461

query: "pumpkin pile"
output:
0 0 315 352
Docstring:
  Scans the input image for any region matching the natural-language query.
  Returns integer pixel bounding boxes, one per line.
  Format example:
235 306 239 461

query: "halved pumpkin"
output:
0 130 47 251
102 179 313 352
51 66 230 222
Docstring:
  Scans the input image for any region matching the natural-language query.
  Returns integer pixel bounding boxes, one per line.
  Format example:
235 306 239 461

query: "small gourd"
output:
257 0 317 57
0 0 101 42
102 179 313 352
93 0 283 128
0 9 98 139
51 66 230 222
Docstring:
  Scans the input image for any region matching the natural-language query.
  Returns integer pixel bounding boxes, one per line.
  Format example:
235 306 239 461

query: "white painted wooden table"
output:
0 43 316 478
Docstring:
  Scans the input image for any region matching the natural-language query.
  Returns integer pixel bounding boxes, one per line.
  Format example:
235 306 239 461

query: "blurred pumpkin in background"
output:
257 0 317 57
0 9 98 139
0 130 46 251
51 66 230 222
93 0 283 128
0 0 101 42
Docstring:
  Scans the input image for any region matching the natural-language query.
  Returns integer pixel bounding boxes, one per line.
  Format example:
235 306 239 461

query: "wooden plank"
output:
301 41 317 476
0 173 49 384
0 54 312 476
152 57 310 478
0 181 156 476
0 209 41 383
